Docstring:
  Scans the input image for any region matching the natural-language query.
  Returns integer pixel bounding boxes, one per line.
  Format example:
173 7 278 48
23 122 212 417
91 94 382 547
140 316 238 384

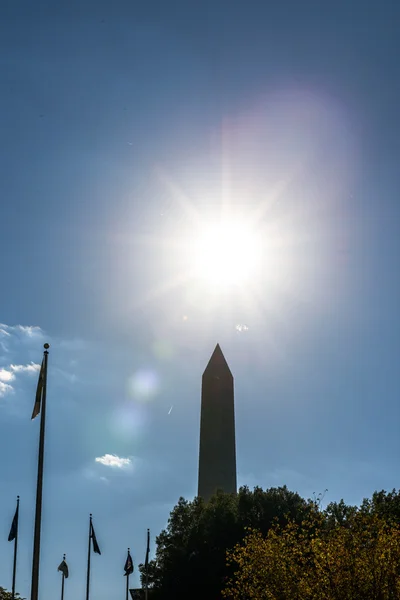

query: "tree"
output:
0 588 24 600
237 485 314 535
224 511 400 599
361 488 400 524
139 486 400 598
138 486 315 600
323 498 358 530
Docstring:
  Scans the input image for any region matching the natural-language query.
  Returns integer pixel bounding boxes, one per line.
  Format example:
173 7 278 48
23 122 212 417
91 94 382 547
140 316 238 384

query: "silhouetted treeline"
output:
138 485 400 600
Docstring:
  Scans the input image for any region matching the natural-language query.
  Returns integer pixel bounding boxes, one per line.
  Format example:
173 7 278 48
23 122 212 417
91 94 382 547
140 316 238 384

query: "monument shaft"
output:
198 344 237 501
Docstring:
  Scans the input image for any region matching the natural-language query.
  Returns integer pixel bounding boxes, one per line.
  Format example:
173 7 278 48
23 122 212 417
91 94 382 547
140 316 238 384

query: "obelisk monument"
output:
197 344 237 501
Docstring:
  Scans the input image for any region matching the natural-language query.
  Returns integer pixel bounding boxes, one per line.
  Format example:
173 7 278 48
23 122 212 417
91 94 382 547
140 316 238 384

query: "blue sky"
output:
1 0 400 598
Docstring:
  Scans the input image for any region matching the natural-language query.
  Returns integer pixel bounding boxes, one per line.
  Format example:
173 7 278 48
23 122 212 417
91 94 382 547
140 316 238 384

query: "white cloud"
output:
0 363 40 384
0 363 41 399
0 368 15 383
16 325 43 337
10 363 41 374
0 324 43 337
95 454 132 469
0 324 45 357
0 381 13 397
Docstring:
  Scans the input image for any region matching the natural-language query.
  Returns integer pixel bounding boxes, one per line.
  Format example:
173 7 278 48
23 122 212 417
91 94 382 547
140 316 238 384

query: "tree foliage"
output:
138 486 400 599
224 511 400 599
0 588 24 600
138 486 315 599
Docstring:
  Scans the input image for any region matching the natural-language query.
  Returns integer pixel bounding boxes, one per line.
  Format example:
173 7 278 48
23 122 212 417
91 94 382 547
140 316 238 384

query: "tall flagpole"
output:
60 554 66 600
145 529 149 600
125 548 130 600
86 514 92 600
11 496 20 600
31 343 49 600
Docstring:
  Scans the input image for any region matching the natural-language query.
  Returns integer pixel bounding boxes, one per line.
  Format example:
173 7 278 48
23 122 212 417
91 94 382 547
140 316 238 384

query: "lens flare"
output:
127 369 159 401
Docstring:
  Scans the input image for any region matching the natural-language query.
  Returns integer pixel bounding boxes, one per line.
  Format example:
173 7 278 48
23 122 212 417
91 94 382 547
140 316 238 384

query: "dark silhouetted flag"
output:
91 521 101 555
58 559 69 578
31 358 45 419
8 502 19 542
124 550 134 576
144 530 150 569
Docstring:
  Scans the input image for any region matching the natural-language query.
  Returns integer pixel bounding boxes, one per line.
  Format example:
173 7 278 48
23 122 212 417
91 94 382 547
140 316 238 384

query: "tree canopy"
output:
224 511 400 599
138 486 400 599
138 485 316 599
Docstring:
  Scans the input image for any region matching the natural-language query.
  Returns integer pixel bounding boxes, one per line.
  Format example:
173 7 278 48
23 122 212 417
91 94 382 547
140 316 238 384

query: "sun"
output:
191 219 262 287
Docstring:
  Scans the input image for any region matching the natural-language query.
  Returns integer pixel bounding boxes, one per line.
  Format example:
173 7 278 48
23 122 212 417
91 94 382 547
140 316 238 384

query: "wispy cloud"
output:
0 323 44 355
15 325 43 337
0 325 43 405
0 324 43 337
0 381 14 397
95 454 132 469
0 323 101 418
0 363 40 396
10 363 41 374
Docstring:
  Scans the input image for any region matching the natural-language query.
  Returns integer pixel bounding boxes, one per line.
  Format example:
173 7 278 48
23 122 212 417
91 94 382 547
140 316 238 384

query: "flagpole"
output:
31 343 49 600
145 529 149 600
125 548 130 600
61 554 66 600
11 496 20 600
86 514 92 600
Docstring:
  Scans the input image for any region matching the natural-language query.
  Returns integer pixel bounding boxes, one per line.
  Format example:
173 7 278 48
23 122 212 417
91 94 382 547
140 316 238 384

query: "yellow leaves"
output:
224 512 400 600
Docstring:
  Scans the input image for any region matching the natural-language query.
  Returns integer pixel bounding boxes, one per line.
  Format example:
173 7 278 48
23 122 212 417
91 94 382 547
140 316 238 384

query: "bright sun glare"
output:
192 221 262 287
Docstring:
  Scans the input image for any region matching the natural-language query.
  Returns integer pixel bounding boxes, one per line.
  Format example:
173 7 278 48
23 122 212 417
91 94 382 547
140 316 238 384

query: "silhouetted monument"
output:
198 344 237 501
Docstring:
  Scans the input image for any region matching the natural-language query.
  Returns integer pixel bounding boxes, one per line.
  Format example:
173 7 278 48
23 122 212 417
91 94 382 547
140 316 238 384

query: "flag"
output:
31 358 45 419
91 521 101 555
144 529 150 570
8 502 19 542
124 550 134 576
58 559 69 579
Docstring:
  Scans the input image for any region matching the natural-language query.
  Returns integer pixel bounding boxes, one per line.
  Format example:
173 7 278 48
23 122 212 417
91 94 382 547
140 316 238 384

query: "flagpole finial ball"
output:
44 343 50 349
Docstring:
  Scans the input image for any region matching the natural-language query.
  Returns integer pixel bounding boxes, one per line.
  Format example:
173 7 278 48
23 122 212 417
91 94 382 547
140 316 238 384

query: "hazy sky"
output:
1 1 400 599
